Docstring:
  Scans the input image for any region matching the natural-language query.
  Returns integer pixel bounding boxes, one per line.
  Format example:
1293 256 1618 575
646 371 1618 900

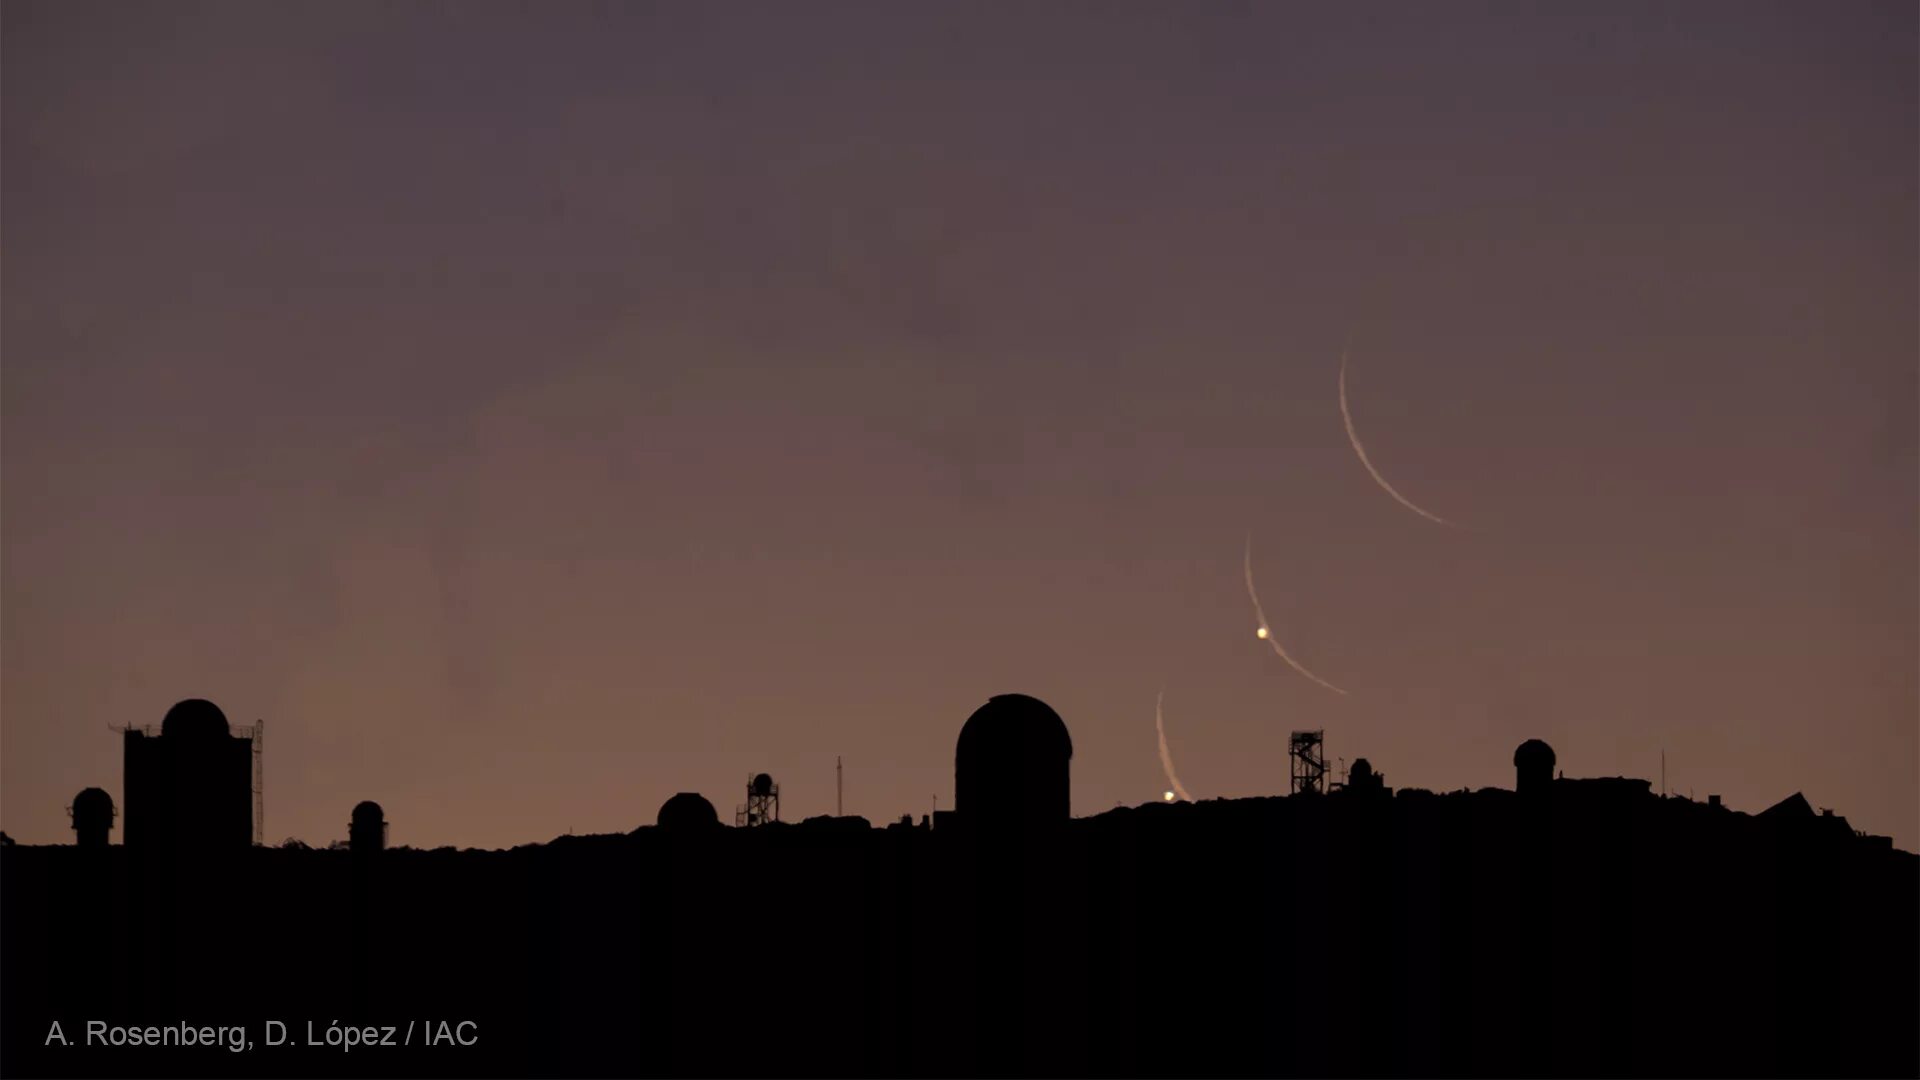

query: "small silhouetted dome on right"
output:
1514 739 1556 794
161 698 230 739
751 773 774 797
657 792 720 830
352 801 384 825
955 693 1073 828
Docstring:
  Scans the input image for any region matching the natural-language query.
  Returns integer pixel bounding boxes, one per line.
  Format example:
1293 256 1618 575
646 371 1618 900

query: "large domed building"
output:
954 693 1073 828
124 698 255 851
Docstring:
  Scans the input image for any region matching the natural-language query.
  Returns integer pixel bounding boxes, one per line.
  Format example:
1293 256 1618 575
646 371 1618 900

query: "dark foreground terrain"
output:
4 784 1915 1078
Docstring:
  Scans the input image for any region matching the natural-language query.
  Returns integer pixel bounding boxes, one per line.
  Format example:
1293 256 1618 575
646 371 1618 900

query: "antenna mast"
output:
836 755 843 817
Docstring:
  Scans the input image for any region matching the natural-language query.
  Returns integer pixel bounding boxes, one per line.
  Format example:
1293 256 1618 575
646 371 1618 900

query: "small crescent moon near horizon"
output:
1339 345 1461 529
1244 534 1348 697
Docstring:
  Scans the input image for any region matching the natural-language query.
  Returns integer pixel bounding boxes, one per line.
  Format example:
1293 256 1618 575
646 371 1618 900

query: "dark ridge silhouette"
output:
2 701 1914 1079
1758 790 1814 821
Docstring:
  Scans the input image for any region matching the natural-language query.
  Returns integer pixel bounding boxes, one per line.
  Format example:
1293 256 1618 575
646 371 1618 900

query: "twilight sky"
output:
4 1 1915 851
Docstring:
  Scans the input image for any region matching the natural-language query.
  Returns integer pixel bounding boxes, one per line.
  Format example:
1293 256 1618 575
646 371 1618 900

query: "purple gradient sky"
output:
4 2 1914 850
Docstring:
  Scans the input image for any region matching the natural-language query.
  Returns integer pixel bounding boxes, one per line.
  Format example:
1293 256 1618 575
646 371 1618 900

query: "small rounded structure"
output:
1514 739 1556 795
751 773 775 798
1346 758 1386 793
349 800 386 854
71 787 115 848
954 693 1073 829
657 792 720 830
161 698 230 739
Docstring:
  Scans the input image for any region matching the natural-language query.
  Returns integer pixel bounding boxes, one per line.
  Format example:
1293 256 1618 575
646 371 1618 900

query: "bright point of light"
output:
1255 626 1269 639
1163 791 1177 802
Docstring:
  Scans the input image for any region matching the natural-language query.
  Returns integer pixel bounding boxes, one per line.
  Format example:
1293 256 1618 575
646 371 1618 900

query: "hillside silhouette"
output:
2 694 1913 1078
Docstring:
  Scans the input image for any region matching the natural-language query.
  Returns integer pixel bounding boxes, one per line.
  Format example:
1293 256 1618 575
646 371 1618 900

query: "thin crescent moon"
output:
1339 345 1459 528
1155 687 1194 803
1244 533 1349 696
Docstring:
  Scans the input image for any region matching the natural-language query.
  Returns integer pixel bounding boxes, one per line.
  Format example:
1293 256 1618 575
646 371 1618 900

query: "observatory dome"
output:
657 792 720 830
751 773 774 798
161 699 230 739
73 787 115 816
1514 739 1556 794
71 787 115 847
954 693 1073 826
957 693 1073 761
349 800 387 852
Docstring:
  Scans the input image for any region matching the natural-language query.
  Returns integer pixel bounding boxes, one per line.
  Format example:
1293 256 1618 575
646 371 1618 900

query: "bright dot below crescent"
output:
1164 791 1177 802
1255 626 1269 640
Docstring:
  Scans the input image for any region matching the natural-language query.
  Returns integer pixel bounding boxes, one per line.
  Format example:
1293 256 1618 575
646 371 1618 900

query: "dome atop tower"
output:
161 699 230 739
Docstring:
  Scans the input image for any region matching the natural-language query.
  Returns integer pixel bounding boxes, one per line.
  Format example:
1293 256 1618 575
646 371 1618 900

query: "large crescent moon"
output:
1244 533 1348 696
1339 345 1460 528
1155 688 1194 802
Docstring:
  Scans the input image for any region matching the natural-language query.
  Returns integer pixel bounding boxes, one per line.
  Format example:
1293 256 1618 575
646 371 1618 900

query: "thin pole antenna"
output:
1662 749 1667 798
836 755 843 817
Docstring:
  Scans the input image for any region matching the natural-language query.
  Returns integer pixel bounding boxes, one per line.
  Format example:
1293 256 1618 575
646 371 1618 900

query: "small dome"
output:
351 801 384 824
73 787 115 815
71 787 115 846
1514 738 1556 795
1514 739 1556 770
1349 759 1374 782
751 773 775 797
657 792 719 830
161 699 230 739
